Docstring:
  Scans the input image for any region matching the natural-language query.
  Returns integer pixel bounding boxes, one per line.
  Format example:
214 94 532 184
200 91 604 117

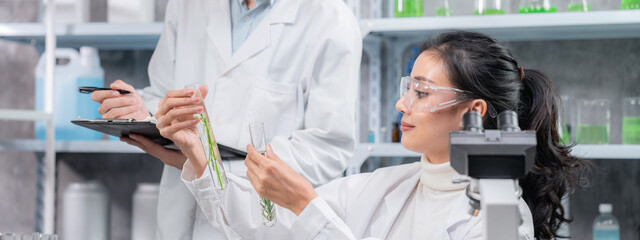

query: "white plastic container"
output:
108 0 156 23
63 181 110 240
131 183 159 240
35 48 103 140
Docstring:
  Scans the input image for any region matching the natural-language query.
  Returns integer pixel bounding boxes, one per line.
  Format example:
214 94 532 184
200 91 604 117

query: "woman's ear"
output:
467 99 487 117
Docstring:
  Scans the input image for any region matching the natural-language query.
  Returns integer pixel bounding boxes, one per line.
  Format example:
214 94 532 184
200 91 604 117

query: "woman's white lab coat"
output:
181 161 535 240
142 0 362 239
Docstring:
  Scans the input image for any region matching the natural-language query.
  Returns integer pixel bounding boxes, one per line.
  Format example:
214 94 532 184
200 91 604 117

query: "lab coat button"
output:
244 16 250 22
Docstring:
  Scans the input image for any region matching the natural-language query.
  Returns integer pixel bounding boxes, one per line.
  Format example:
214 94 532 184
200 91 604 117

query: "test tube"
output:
249 122 277 227
186 83 228 190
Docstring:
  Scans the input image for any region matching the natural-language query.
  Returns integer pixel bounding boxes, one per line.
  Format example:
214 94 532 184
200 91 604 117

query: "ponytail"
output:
517 69 592 239
420 31 592 239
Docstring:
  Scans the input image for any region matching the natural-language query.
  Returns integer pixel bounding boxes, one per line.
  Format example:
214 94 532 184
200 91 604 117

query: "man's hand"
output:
121 134 187 169
91 80 150 120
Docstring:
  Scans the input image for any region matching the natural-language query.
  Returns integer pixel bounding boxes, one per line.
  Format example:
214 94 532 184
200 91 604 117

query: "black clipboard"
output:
71 119 247 159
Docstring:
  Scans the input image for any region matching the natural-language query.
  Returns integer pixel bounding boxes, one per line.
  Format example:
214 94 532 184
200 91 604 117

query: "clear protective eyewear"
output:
400 76 473 113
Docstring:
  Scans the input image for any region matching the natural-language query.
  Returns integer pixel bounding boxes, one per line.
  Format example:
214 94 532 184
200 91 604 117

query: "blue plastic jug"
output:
35 48 103 140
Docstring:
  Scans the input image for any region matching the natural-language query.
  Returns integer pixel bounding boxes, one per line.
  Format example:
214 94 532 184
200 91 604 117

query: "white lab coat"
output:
142 0 362 239
181 161 535 240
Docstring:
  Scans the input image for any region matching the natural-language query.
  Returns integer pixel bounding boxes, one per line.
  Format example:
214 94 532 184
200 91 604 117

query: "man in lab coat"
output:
91 0 361 239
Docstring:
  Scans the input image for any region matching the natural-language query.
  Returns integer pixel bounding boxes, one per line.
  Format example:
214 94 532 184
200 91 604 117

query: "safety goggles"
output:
400 76 473 113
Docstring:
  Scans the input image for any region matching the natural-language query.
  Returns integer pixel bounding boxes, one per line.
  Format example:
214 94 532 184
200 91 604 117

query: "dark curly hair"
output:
420 31 592 239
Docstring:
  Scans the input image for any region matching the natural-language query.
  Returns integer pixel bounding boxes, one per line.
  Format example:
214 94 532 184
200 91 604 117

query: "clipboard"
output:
71 119 247 159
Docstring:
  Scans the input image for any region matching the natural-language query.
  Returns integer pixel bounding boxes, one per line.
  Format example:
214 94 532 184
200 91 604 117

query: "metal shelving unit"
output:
360 10 640 41
0 139 144 153
2 2 640 231
0 22 162 49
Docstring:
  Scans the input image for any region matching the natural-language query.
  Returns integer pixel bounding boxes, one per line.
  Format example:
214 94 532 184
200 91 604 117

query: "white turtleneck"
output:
387 156 470 240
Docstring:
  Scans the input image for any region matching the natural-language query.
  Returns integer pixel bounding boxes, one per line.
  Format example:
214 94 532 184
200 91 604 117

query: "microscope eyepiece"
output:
462 111 484 132
498 110 521 132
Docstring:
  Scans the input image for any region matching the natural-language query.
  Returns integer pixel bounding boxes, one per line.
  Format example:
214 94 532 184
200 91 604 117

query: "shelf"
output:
347 143 640 174
0 22 162 49
2 11 640 49
360 10 640 41
0 139 144 153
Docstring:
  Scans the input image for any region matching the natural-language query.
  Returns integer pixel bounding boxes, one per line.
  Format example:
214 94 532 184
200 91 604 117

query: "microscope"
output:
449 110 537 240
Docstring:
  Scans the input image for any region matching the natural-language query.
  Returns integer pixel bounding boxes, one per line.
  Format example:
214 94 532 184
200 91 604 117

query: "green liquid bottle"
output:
395 0 424 18
622 117 640 144
576 124 609 144
621 0 640 9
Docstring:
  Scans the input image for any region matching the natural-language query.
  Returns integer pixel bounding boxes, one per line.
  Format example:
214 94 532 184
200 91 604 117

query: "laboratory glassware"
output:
568 0 591 12
435 0 452 16
395 0 424 17
622 97 640 144
519 0 557 13
621 0 640 9
249 122 277 227
576 99 610 144
475 0 506 15
187 83 229 190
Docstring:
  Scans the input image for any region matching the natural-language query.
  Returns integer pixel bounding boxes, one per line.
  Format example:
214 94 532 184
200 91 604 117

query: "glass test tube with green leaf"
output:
186 83 228 190
249 122 277 227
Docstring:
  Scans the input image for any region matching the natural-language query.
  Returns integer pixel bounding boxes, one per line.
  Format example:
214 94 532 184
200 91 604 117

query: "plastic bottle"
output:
35 48 103 140
131 183 159 240
593 203 620 240
63 181 109 240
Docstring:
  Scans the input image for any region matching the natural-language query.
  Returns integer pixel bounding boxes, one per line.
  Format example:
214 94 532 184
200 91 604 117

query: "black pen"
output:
78 86 131 94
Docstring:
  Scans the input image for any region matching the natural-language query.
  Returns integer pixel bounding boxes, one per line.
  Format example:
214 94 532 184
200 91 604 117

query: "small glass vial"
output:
186 83 228 190
475 0 506 15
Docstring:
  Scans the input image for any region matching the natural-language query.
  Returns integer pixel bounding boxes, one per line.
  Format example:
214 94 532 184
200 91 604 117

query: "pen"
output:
78 86 132 94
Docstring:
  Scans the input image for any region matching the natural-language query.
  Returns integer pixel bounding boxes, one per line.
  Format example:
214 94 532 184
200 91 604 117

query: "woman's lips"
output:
400 121 415 131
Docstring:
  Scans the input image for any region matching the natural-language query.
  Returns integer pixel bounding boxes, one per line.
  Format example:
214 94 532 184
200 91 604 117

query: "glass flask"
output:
435 0 452 16
476 0 506 15
621 0 640 9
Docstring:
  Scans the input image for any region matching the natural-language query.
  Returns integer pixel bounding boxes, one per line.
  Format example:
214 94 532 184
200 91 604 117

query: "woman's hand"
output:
155 85 209 175
245 144 319 216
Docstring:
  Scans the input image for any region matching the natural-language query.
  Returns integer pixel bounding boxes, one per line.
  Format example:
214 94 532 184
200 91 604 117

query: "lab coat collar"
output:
207 0 300 75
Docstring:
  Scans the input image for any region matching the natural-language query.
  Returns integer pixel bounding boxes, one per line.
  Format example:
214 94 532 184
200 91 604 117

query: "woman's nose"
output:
396 97 410 114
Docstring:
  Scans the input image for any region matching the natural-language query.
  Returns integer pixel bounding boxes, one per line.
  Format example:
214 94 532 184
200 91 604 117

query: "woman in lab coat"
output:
158 31 591 239
90 0 361 239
